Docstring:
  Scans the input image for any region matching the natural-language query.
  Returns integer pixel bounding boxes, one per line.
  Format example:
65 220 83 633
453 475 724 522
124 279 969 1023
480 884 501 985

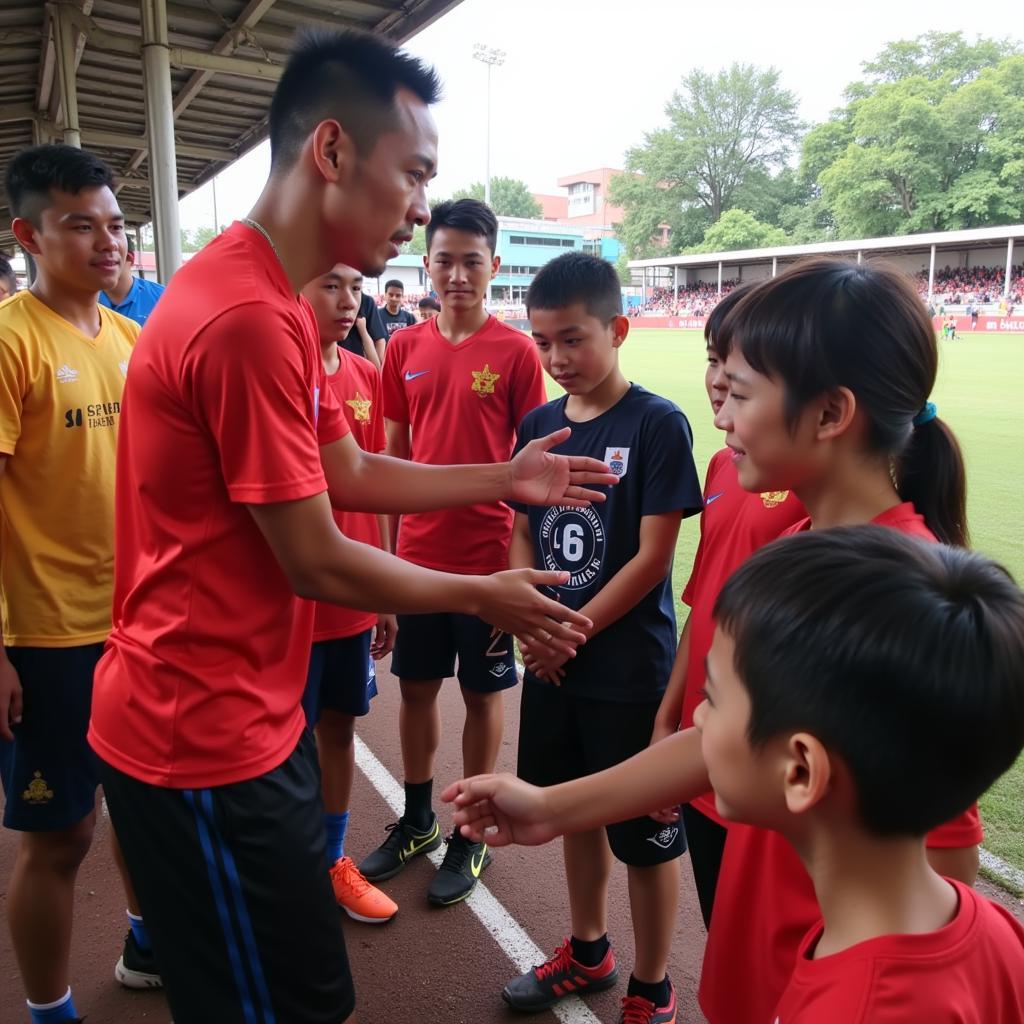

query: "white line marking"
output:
354 735 605 1024
980 848 1024 892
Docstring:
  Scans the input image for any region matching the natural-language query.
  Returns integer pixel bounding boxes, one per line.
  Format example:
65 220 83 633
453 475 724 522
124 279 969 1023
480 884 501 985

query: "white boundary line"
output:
354 735 605 1024
979 848 1024 893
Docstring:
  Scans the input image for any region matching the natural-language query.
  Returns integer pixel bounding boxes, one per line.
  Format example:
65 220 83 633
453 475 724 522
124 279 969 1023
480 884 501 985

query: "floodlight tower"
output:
472 43 506 208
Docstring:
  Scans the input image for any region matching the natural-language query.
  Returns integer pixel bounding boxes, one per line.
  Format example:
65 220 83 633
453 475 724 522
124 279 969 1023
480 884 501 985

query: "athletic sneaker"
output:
115 929 162 989
426 830 491 906
502 937 618 1011
619 980 677 1024
359 814 442 881
330 856 398 923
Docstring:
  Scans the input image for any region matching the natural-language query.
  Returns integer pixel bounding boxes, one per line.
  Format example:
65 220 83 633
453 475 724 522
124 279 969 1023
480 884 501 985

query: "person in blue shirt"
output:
99 235 165 326
504 252 704 1024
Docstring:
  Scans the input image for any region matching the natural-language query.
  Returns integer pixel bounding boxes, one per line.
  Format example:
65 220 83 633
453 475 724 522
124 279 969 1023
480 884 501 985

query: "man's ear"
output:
308 119 358 185
490 255 501 280
11 217 41 257
782 732 833 817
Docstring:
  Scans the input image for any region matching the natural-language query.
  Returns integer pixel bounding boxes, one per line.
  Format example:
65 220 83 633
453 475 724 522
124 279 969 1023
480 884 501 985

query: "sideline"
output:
354 735 605 1024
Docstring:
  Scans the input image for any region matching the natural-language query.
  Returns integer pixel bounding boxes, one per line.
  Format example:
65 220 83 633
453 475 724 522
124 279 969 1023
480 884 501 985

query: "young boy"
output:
651 285 805 928
367 198 549 906
504 252 703 1023
445 527 1024 1022
300 263 398 924
417 295 440 320
379 278 416 339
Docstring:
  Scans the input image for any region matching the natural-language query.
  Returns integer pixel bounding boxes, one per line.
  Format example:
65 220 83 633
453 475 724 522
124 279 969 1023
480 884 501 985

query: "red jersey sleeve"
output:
316 363 348 447
925 804 983 848
185 303 338 504
380 334 409 424
509 343 548 429
682 454 721 607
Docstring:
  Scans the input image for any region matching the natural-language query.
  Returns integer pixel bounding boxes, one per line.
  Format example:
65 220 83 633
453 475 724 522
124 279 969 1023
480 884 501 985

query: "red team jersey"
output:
772 880 1024 1023
313 347 387 642
698 503 985 1024
381 315 546 574
88 223 349 788
681 448 806 822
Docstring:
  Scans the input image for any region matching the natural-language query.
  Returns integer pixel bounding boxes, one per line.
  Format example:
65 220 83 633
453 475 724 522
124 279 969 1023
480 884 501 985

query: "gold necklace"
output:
241 217 282 266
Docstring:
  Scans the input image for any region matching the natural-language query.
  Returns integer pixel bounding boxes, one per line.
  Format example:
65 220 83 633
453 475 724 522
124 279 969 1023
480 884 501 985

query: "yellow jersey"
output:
0 291 137 646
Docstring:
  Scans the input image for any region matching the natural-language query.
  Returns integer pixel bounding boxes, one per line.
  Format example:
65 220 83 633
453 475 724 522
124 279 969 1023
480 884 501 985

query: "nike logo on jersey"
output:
404 370 430 381
705 492 725 506
470 847 488 877
56 364 79 383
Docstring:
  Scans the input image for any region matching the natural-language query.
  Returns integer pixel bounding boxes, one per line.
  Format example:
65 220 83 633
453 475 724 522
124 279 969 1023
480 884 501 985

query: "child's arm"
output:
371 512 397 659
651 617 691 744
354 317 382 370
384 418 411 550
442 726 711 846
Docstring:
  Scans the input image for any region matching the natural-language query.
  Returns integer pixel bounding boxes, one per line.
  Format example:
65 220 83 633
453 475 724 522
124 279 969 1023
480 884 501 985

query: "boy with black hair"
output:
87 30 614 1024
99 235 165 327
417 295 440 320
445 527 1024 1022
368 197 548 906
0 257 17 300
380 278 416 338
0 144 158 1024
502 251 703 1024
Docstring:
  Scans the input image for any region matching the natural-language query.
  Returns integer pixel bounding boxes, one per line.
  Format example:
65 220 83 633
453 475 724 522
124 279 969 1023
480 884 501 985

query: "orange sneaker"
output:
330 856 398 924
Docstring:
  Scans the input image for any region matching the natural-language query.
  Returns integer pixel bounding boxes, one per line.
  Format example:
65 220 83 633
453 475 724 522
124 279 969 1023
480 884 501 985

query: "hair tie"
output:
913 401 937 427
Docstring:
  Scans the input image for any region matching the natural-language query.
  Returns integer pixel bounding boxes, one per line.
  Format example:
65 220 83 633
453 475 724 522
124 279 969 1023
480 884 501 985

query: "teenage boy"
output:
501 252 702 1024
99 235 165 326
86 31 615 1024
445 527 1024 1021
380 278 416 338
417 295 440 320
650 286 804 929
300 262 398 924
0 145 158 1024
366 198 548 906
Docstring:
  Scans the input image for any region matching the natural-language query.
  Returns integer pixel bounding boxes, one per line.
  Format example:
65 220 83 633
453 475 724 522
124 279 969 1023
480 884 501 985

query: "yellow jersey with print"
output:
0 291 137 646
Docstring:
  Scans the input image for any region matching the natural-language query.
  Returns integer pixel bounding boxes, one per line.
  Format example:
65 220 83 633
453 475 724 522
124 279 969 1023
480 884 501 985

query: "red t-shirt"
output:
698 503 985 1024
773 880 1024 1023
88 222 349 788
381 315 546 574
681 448 806 821
313 347 386 642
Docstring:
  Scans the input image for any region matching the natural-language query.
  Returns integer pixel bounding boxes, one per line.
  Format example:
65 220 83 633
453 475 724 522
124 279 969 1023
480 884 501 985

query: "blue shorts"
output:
302 630 376 729
391 612 518 693
0 644 104 832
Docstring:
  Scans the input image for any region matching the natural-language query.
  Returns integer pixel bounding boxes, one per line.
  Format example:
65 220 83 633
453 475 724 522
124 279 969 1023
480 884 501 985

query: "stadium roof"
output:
629 224 1024 271
0 0 464 257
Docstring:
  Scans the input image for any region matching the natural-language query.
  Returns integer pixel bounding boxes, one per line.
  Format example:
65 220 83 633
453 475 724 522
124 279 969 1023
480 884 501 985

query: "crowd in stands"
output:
635 280 740 315
915 263 1023 307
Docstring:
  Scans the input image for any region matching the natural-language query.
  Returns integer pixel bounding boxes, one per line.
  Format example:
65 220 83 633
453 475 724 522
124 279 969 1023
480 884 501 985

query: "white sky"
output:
177 0 1023 233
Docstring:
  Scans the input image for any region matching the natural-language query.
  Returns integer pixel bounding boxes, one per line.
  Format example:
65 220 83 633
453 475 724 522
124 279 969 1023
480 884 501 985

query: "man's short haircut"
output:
385 279 404 292
6 144 116 225
526 251 621 322
714 526 1024 838
0 257 16 293
269 28 441 172
425 198 497 257
418 296 440 311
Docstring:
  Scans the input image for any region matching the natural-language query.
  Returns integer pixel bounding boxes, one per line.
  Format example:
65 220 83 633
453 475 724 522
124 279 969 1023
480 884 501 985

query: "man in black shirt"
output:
339 291 387 367
380 278 417 342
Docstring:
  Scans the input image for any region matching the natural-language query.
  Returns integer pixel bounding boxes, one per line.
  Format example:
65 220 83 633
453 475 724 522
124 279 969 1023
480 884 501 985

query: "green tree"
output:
689 209 787 253
451 177 542 219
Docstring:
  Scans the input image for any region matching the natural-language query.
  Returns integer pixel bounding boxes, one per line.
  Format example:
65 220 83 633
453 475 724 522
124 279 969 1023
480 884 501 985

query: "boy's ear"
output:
11 217 41 257
490 254 501 280
611 314 630 347
815 386 856 441
782 732 832 817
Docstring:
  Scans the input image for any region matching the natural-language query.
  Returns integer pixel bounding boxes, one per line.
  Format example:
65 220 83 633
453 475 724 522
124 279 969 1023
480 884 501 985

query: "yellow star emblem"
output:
471 363 501 397
345 390 371 422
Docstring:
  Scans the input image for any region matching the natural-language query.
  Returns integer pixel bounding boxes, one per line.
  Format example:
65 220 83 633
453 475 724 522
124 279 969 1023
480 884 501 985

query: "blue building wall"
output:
492 223 583 300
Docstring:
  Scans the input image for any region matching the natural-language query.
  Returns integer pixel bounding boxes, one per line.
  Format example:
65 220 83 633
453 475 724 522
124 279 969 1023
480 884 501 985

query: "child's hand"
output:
520 632 571 685
441 773 558 847
371 614 397 659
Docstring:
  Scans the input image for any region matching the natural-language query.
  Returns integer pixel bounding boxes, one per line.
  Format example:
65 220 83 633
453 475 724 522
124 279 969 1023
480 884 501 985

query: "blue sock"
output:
324 812 349 863
127 909 151 953
27 988 78 1023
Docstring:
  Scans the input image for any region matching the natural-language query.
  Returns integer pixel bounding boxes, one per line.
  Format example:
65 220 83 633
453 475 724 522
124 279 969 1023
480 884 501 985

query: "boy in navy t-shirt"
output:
504 252 703 1023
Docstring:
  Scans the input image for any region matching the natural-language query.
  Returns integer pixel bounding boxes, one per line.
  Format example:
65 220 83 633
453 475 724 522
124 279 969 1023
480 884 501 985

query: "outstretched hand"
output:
508 427 618 508
440 773 560 848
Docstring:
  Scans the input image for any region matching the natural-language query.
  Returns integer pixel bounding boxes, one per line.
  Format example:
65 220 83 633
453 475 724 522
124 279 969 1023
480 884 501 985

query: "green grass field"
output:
548 328 1024 880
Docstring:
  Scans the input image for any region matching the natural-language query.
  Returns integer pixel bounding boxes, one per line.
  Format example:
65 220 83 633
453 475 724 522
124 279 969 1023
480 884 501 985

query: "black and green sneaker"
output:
426 830 491 906
359 814 442 882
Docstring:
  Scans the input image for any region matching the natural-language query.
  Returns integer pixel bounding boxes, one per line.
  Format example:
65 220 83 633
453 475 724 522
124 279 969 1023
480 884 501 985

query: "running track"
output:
3 664 1022 1023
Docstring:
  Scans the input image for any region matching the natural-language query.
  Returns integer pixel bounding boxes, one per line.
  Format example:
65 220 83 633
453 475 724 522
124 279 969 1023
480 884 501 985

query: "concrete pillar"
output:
717 261 722 297
673 265 678 305
1005 238 1015 298
53 4 81 147
928 245 936 302
856 250 863 265
772 256 777 278
141 0 182 282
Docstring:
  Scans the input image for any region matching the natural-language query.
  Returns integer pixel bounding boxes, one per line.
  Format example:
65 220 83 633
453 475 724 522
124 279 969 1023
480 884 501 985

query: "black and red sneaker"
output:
619 979 677 1024
502 937 618 1012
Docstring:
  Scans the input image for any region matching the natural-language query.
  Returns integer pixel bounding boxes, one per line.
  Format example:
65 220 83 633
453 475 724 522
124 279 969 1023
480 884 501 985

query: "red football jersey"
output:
313 347 386 641
88 222 349 788
381 315 546 574
698 502 985 1024
773 880 1024 1023
681 448 805 822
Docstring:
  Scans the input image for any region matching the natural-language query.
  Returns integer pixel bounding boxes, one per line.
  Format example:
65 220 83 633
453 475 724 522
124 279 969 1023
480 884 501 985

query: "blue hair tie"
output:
913 401 937 427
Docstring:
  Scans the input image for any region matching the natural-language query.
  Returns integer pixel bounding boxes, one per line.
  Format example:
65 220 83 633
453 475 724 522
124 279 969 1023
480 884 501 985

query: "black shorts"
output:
98 732 355 1024
681 803 728 929
391 612 517 693
302 630 376 728
0 644 103 831
517 681 686 866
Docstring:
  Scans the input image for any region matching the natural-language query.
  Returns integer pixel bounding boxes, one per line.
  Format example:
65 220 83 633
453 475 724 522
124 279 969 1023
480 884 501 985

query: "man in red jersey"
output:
87 31 613 1024
362 199 547 907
